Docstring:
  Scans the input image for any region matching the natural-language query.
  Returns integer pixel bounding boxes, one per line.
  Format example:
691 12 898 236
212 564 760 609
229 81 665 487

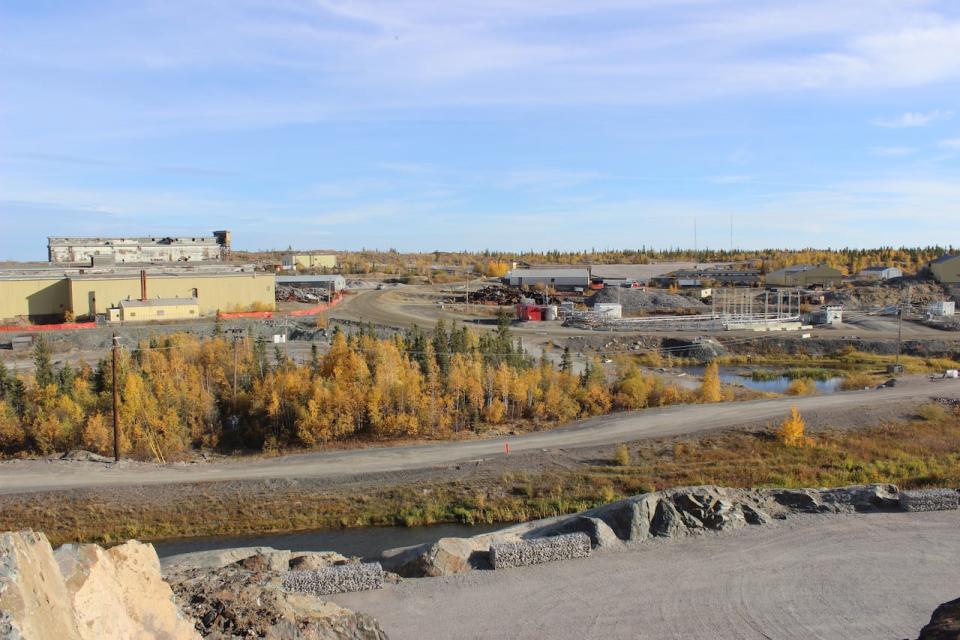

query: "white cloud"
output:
872 110 952 128
940 138 960 149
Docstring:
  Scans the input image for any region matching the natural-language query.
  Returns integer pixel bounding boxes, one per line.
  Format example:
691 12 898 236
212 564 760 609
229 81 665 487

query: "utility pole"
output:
112 334 120 462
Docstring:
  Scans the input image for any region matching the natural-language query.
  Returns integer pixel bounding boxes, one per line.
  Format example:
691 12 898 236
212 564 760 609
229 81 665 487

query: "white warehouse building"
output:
505 268 590 291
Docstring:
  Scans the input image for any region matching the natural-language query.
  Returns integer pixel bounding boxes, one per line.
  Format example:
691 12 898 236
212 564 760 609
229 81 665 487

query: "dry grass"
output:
4 407 958 547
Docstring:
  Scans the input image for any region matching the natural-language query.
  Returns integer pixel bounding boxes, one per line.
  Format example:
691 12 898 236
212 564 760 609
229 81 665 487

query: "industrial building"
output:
47 231 230 265
857 266 902 281
113 298 200 323
505 268 590 291
764 264 844 288
656 268 761 288
0 265 274 323
929 255 960 284
276 274 346 292
282 253 338 270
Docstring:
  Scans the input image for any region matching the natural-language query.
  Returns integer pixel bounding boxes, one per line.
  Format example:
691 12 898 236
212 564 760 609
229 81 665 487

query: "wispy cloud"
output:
872 110 953 128
940 138 960 150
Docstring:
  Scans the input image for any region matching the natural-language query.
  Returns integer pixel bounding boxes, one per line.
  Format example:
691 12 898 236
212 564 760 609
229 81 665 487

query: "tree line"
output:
0 322 726 460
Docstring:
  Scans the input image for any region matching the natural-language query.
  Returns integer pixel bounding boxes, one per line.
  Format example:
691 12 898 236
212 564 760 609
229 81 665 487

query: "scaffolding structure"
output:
566 288 803 332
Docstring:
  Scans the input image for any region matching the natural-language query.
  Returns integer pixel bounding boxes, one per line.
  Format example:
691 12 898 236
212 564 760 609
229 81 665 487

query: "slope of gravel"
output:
331 511 960 640
593 287 707 312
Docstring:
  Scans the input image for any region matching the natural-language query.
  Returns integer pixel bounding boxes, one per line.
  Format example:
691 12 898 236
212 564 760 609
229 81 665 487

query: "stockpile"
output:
593 287 707 313
276 285 329 303
468 286 525 305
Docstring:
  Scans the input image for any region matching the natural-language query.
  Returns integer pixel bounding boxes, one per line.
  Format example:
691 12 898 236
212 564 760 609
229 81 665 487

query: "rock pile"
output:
377 483 960 578
593 287 707 313
166 552 388 639
489 533 591 569
283 563 385 596
900 489 960 512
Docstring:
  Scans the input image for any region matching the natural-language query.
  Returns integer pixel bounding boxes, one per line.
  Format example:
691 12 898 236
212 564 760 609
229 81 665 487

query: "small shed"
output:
929 301 956 317
117 298 200 322
858 266 902 281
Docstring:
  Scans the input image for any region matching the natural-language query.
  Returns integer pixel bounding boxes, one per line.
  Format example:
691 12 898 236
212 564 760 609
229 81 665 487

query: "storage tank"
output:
544 305 558 321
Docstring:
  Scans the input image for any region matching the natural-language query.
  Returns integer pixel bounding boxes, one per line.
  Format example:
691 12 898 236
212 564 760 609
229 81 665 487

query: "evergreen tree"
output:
32 335 54 388
560 346 573 374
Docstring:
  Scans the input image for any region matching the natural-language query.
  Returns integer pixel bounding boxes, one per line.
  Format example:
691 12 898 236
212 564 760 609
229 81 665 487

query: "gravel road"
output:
331 511 960 640
1 376 958 495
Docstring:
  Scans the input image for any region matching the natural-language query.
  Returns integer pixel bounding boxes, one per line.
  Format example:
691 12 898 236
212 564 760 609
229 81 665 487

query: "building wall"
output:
68 273 276 317
120 302 200 322
287 254 337 269
48 235 226 264
766 266 843 287
931 258 960 284
0 278 71 321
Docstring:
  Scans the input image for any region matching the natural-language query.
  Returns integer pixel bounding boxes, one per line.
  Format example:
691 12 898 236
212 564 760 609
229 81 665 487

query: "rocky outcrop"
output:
161 546 351 573
916 597 960 640
0 530 198 640
167 558 387 639
0 531 82 640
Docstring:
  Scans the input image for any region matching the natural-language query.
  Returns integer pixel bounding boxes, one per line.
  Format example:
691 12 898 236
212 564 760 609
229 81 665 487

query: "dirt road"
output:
2 377 958 495
332 510 960 640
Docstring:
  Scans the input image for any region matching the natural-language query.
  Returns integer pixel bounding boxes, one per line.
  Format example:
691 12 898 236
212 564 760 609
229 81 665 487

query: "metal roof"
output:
931 254 959 264
507 268 590 279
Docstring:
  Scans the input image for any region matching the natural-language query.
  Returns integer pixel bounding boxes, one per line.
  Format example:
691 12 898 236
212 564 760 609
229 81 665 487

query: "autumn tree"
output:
699 361 722 403
777 405 809 446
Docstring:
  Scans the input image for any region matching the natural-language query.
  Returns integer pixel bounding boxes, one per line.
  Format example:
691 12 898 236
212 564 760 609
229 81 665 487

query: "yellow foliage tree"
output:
700 362 722 403
777 405 810 446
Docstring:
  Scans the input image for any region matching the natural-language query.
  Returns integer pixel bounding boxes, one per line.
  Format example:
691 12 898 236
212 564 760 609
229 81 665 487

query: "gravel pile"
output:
283 563 385 596
490 533 591 569
593 287 707 313
899 489 959 512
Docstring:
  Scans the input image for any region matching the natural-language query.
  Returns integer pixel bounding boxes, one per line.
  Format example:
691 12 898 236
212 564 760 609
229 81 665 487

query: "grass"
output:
715 349 960 376
4 404 957 547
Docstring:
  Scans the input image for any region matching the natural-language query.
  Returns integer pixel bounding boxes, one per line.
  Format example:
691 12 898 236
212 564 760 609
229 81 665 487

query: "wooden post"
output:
112 333 120 462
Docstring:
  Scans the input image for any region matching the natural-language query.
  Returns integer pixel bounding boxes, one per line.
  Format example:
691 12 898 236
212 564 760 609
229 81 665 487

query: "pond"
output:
682 366 843 394
153 522 505 561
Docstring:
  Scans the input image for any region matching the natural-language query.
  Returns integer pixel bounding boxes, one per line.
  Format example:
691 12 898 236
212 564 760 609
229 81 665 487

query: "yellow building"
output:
0 276 71 322
116 298 200 322
0 266 275 322
282 253 337 270
930 255 960 284
68 271 275 318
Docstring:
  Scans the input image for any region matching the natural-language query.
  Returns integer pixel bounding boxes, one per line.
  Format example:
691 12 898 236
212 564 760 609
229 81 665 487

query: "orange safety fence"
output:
0 322 97 333
288 292 344 317
216 310 275 320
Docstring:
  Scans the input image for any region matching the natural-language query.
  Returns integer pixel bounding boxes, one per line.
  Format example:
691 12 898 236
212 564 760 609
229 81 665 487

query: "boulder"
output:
765 488 830 513
742 504 773 525
56 540 200 640
820 484 900 512
650 499 686 538
161 546 292 572
379 537 489 578
917 596 960 640
0 531 82 640
575 516 621 550
235 550 292 572
289 551 351 571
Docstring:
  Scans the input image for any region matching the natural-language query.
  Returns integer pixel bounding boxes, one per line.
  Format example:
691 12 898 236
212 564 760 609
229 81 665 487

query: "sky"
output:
2 0 960 260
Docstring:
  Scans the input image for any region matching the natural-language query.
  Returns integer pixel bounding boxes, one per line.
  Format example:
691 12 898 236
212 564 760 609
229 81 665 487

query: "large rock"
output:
765 488 830 513
289 551 352 571
917 596 960 640
379 537 489 578
56 541 199 640
161 546 302 572
575 517 621 549
0 531 82 640
820 484 900 512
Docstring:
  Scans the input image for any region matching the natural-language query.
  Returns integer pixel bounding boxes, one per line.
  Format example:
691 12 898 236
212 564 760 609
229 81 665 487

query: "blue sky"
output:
2 0 960 260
